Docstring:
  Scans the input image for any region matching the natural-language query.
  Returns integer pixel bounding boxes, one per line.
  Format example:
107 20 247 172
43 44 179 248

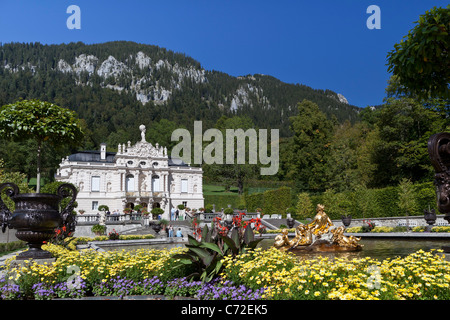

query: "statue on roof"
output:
139 124 146 142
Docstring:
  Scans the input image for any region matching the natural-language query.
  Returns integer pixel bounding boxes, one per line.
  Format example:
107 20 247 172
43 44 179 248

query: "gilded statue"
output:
274 204 362 252
309 204 333 235
274 229 294 248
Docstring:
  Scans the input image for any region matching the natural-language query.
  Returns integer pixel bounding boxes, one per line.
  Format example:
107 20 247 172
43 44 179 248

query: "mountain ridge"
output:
0 41 361 143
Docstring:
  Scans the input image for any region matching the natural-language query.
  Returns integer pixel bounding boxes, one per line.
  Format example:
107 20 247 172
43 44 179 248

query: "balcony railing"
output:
76 212 144 224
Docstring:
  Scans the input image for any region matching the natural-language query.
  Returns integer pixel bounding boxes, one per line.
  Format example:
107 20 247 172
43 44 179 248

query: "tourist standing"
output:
170 207 176 221
168 225 174 237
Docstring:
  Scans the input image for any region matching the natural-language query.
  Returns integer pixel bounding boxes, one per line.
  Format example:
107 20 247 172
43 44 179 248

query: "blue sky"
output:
0 0 446 108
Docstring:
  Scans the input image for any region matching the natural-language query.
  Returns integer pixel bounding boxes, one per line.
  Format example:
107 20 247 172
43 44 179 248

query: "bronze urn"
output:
0 182 77 260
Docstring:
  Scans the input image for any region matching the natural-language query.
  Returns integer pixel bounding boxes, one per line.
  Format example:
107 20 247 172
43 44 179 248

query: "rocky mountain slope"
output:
0 41 360 140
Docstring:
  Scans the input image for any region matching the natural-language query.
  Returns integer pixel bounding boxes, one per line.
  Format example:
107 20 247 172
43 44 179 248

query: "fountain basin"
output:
79 237 187 252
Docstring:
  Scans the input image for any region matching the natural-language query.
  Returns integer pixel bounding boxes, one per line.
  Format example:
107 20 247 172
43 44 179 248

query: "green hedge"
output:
0 241 26 254
206 182 437 220
263 186 292 216
204 194 242 211
243 186 293 216
245 192 264 212
307 182 437 220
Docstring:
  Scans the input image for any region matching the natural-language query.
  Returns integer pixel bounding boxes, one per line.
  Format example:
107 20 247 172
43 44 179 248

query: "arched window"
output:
126 174 135 192
152 175 160 192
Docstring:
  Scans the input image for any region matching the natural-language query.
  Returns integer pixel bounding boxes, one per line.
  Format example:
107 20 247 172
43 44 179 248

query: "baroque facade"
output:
55 125 204 220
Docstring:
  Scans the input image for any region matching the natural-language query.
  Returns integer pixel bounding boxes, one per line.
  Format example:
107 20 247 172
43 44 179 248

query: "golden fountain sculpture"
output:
274 204 362 252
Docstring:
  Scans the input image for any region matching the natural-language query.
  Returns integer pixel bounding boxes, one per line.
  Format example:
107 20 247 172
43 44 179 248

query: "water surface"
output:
257 238 450 261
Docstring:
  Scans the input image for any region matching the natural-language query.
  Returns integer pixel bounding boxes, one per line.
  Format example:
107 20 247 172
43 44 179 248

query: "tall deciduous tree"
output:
202 116 260 195
398 178 418 228
0 99 84 192
387 5 450 100
288 100 333 192
370 97 444 186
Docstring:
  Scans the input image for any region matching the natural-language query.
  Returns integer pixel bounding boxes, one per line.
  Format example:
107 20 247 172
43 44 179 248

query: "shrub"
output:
204 194 242 211
223 208 234 215
263 187 291 217
151 207 164 219
108 229 120 240
245 192 264 212
392 226 408 232
371 226 394 233
431 226 450 233
91 224 106 235
345 226 363 233
0 241 26 254
295 192 313 220
98 205 109 212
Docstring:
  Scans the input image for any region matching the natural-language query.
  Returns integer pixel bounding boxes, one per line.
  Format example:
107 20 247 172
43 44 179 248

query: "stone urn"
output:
150 222 162 234
424 208 437 232
0 182 77 260
286 214 295 228
341 215 352 227
424 209 437 226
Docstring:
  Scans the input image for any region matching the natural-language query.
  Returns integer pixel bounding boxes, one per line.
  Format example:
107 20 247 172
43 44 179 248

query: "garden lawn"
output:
1 243 449 300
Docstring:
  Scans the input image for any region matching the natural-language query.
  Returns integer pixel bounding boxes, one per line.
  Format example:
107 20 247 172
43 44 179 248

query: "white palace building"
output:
55 125 204 220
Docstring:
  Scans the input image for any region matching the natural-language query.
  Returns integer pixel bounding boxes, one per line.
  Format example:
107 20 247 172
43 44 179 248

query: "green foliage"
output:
324 121 375 191
387 5 450 100
0 99 84 192
204 194 242 211
243 186 292 215
98 205 109 212
223 208 234 215
0 42 360 188
202 116 260 195
172 222 262 283
0 99 84 147
398 178 418 215
369 97 444 186
307 181 437 220
151 207 164 218
40 181 78 213
0 240 26 254
0 158 33 211
244 192 264 212
263 186 292 216
286 100 333 192
91 224 106 234
373 186 401 217
295 192 314 219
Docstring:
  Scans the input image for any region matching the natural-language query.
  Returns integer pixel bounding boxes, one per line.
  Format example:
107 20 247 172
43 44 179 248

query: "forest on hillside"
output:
0 35 447 194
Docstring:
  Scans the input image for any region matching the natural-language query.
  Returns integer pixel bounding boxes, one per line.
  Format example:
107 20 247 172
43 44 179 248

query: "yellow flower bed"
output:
3 240 450 300
3 243 186 295
222 247 450 300
431 226 450 233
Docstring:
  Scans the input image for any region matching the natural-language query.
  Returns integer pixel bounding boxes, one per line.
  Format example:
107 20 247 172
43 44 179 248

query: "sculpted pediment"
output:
126 141 165 158
117 125 168 159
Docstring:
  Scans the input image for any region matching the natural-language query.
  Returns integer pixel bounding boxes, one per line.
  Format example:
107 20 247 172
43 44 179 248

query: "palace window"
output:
91 176 100 192
126 174 135 192
152 175 160 192
181 179 188 193
92 201 98 211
